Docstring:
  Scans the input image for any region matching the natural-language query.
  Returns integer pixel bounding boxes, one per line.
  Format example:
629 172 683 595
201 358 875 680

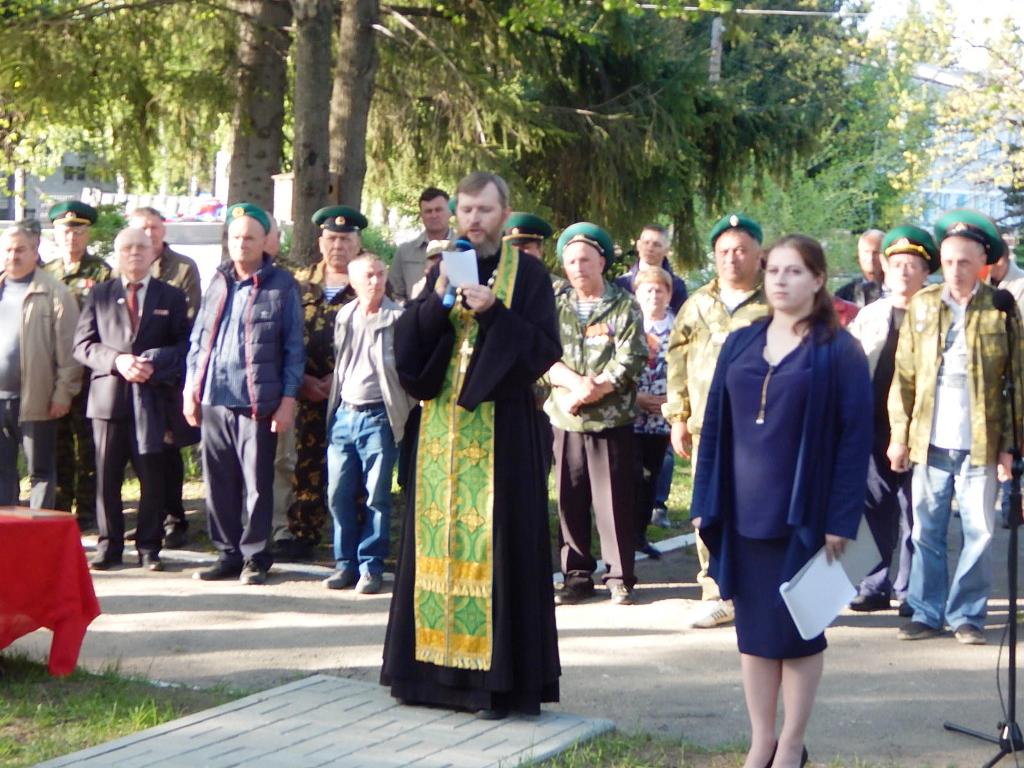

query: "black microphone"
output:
993 288 1017 315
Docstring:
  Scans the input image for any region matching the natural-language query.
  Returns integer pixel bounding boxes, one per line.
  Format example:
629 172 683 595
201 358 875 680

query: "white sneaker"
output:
690 599 734 628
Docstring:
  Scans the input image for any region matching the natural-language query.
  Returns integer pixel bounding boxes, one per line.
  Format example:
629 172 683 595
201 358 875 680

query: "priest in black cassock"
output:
381 172 562 719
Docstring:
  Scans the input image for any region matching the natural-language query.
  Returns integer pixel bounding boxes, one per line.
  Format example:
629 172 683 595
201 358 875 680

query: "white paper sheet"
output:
778 516 880 641
780 548 857 640
441 249 479 287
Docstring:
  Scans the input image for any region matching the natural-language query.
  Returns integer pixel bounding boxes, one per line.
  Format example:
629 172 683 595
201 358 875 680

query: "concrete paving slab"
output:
37 675 614 768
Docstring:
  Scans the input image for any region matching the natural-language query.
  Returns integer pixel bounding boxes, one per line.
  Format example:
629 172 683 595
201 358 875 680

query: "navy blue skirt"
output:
732 534 827 659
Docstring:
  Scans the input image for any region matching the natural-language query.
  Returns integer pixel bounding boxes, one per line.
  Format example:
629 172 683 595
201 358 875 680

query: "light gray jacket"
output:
327 296 416 442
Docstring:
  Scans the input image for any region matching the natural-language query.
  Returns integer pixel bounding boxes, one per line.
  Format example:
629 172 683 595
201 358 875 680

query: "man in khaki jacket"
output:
0 225 82 508
663 213 769 628
888 209 1021 645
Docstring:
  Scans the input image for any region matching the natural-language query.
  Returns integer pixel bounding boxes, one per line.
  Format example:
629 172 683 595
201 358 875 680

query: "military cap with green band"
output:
882 225 940 273
312 205 368 233
709 212 763 249
504 212 554 242
934 208 1006 264
49 200 97 227
225 201 272 234
557 222 615 271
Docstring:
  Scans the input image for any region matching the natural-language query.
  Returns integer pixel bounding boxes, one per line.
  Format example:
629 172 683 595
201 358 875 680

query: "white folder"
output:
779 516 882 641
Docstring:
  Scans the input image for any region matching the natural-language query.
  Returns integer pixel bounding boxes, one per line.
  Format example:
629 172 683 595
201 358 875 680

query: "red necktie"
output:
127 282 141 332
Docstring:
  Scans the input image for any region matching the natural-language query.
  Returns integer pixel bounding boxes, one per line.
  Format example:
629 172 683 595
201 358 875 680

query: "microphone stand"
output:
944 303 1024 767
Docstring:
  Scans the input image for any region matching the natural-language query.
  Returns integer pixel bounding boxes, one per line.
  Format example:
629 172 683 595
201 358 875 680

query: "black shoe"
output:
800 746 808 767
89 554 122 571
638 542 661 560
761 742 778 768
193 560 242 581
553 581 595 605
323 569 359 590
897 600 914 618
139 554 164 572
163 525 188 550
849 593 891 612
897 620 942 640
272 538 315 562
239 560 268 586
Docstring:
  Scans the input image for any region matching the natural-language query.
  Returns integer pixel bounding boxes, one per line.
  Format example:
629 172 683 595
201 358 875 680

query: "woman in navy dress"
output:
691 235 872 768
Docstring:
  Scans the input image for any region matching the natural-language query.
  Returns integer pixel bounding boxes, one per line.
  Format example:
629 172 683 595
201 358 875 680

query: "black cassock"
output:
381 249 562 714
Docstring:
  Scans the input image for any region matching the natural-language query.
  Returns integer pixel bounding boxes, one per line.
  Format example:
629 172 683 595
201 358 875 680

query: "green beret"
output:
312 205 368 233
709 213 763 249
504 212 553 242
448 196 457 215
557 222 615 270
882 225 940 273
934 208 1006 264
226 202 271 234
49 200 97 227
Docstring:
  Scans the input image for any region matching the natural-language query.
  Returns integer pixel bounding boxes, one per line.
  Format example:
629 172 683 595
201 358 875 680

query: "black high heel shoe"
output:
761 742 778 768
800 745 809 767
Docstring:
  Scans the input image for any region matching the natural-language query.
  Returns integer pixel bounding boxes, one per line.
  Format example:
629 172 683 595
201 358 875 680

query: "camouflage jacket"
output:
662 278 769 434
888 282 1023 466
294 260 356 379
43 252 111 307
544 280 647 432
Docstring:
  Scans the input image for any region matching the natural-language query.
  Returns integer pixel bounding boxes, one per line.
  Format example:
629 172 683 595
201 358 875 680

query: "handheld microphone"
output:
442 239 475 308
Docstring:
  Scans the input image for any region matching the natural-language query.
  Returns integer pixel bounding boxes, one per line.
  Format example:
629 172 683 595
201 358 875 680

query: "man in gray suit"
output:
74 228 191 571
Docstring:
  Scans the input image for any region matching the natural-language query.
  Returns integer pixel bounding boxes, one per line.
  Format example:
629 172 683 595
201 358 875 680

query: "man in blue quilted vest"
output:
184 202 305 585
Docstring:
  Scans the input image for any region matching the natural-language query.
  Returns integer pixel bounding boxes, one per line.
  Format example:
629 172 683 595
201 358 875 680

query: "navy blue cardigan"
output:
689 319 873 599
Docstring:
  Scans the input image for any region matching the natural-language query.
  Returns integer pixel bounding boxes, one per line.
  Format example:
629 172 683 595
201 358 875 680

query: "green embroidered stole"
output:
413 244 519 671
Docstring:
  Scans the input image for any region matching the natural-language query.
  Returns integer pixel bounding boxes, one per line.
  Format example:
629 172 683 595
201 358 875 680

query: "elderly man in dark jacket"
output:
74 228 192 571
184 202 305 585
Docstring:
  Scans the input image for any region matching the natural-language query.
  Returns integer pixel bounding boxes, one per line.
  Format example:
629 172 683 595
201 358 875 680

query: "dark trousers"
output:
0 398 57 509
201 405 276 569
859 444 914 600
162 446 187 531
633 432 670 545
553 425 636 588
55 387 96 520
93 417 165 560
396 405 421 489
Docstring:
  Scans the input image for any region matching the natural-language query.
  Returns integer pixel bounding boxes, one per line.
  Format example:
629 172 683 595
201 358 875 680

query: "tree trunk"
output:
226 0 291 212
291 0 334 264
329 0 380 210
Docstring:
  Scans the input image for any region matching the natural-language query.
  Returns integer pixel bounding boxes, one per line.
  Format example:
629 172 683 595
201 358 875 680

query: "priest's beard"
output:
474 234 502 257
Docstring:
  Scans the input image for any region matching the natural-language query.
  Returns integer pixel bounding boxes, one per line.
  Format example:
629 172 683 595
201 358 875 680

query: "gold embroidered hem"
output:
413 245 519 671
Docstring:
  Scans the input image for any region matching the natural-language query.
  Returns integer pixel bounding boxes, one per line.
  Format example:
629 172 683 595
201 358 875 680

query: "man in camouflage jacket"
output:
545 223 646 606
274 206 361 561
44 201 110 526
662 213 768 628
889 210 1023 646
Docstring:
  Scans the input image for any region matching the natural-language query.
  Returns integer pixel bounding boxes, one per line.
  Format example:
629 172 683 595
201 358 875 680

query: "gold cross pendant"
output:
458 338 475 374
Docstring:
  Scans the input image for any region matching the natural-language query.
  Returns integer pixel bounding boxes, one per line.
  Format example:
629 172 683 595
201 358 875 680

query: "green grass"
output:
0 652 239 768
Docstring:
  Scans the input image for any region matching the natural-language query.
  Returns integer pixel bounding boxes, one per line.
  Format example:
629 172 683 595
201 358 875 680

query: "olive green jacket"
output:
662 278 769 434
544 280 646 432
888 282 1023 466
43 251 111 307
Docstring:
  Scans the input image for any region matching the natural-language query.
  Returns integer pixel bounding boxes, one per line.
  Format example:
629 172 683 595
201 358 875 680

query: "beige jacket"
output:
0 267 82 421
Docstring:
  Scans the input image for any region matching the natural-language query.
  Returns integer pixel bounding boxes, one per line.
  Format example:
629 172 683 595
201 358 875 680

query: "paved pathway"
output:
38 675 613 768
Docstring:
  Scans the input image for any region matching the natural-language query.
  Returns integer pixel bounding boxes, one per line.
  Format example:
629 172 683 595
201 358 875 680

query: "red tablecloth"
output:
0 509 101 675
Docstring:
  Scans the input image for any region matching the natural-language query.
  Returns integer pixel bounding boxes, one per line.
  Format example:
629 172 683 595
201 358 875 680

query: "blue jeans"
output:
653 445 674 506
326 404 397 577
909 446 997 630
